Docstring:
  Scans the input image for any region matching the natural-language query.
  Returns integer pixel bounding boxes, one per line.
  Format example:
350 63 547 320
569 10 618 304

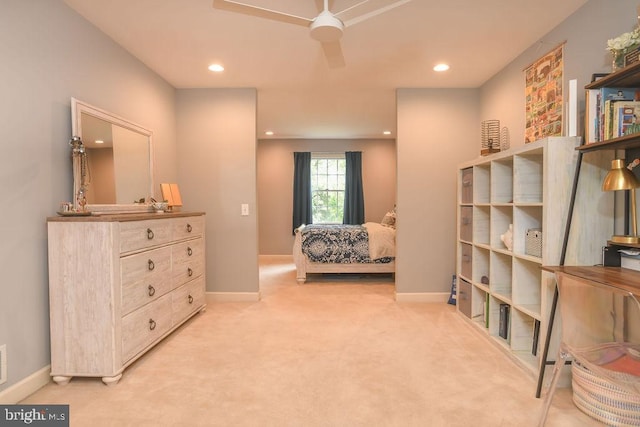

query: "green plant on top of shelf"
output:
607 26 640 71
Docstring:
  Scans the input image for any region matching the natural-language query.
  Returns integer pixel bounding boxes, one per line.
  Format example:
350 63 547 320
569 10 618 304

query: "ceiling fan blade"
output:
321 41 345 68
212 0 312 27
336 0 412 27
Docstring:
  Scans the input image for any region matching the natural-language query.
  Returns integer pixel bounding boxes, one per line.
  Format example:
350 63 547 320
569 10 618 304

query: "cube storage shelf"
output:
456 137 613 376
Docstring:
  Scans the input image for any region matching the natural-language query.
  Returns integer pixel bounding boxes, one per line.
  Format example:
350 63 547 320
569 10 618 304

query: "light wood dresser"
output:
47 211 206 385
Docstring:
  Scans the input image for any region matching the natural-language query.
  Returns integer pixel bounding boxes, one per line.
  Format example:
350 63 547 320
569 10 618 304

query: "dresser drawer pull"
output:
148 259 155 271
187 247 193 256
149 319 156 331
186 223 192 233
188 294 194 304
188 268 193 277
148 285 156 297
147 228 154 240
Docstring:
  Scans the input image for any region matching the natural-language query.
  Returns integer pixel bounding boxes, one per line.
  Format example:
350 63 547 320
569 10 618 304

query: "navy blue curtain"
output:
292 152 312 234
343 151 365 225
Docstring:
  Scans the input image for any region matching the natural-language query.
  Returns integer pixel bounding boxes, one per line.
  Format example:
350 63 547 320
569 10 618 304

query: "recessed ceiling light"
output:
433 63 450 72
383 131 391 135
265 131 274 136
95 140 104 144
208 64 224 72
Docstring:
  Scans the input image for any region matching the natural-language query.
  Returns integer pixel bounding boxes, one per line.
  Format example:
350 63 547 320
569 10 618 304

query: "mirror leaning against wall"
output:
70 98 154 213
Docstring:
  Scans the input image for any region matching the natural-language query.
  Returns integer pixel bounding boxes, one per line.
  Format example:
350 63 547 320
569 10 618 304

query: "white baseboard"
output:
395 292 449 303
0 365 51 404
206 292 261 302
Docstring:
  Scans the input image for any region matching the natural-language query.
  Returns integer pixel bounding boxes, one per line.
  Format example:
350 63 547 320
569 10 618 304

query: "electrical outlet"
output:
0 344 6 385
241 204 249 216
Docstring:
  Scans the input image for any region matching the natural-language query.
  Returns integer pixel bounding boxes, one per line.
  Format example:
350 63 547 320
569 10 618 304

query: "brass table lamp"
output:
602 158 640 244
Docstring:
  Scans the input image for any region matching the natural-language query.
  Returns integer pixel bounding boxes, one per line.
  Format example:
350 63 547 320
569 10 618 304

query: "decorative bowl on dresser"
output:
47 211 206 385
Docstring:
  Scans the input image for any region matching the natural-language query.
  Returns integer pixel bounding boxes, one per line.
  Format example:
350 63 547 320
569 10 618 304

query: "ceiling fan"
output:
212 0 412 67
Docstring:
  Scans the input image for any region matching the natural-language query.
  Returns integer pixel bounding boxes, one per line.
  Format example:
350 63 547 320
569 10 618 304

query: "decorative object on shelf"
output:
500 126 510 151
591 73 609 83
69 136 90 213
480 120 500 156
500 224 513 251
481 276 489 285
525 228 543 257
524 43 564 143
623 44 640 68
607 26 640 72
602 158 640 244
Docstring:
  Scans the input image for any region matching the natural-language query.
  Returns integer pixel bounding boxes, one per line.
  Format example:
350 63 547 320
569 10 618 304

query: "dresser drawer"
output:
172 276 205 324
119 219 173 254
121 246 173 315
121 293 172 362
172 216 205 241
172 238 205 287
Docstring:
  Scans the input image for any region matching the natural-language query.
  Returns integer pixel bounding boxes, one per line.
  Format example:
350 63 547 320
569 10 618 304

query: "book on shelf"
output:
532 319 541 356
585 87 640 143
485 294 489 328
499 304 510 339
614 102 640 138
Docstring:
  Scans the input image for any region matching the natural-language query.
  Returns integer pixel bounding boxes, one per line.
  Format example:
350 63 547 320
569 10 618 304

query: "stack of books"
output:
585 87 640 143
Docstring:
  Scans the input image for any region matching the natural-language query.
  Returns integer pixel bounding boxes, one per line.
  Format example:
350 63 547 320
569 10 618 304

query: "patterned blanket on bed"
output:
300 224 394 264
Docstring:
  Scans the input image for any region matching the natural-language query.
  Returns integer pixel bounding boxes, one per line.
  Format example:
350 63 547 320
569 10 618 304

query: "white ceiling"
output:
63 0 588 139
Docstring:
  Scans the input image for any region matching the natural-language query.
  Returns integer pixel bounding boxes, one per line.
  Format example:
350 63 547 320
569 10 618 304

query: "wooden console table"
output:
541 265 640 295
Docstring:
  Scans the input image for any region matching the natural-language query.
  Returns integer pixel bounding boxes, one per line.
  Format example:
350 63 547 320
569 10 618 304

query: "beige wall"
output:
0 0 177 394
176 89 259 294
396 89 480 295
257 139 397 255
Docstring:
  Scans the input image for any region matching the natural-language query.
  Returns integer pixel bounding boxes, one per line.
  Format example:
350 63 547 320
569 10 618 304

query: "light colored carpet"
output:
21 256 600 426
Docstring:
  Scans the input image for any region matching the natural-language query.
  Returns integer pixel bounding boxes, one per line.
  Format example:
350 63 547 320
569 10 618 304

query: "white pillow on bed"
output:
364 222 396 259
381 209 396 228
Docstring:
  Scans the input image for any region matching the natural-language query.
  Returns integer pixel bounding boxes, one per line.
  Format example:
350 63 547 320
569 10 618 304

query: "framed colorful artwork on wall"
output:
524 43 565 143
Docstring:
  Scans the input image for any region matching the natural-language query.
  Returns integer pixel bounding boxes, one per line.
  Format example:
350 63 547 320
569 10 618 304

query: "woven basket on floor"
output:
571 360 640 426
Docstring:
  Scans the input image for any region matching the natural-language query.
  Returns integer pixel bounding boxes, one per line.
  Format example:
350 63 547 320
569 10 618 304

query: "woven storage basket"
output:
525 228 542 257
571 360 640 426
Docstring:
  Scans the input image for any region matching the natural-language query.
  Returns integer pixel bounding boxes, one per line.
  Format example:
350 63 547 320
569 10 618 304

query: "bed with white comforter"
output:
293 222 396 283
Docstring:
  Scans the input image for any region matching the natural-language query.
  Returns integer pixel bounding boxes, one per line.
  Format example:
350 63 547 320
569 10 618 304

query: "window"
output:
311 153 345 223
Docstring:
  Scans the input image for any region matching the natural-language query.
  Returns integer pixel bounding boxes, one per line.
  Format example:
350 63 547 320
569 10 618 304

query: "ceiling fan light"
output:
310 11 344 42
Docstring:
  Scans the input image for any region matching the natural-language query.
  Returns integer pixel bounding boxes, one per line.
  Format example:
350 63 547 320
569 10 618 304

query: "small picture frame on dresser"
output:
161 183 183 210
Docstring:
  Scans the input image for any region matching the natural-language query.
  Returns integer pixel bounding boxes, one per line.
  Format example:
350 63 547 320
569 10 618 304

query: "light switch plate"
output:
241 204 249 216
